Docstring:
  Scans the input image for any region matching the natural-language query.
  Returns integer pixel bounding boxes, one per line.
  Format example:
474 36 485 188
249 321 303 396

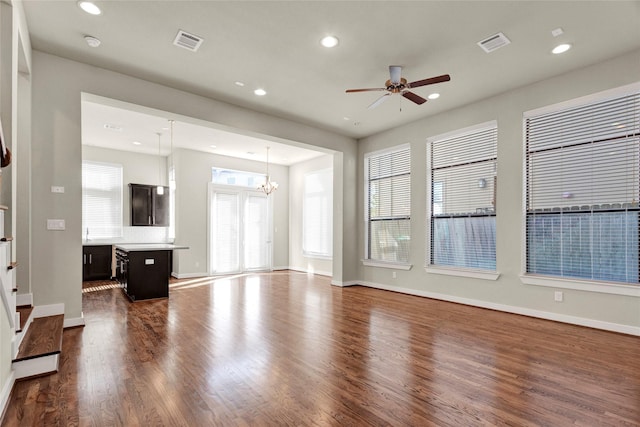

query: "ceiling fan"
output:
346 66 450 109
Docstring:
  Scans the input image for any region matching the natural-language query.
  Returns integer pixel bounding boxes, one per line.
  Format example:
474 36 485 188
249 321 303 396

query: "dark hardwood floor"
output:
3 272 639 426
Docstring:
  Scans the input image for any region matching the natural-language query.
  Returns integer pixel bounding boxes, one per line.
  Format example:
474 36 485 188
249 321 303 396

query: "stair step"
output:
16 305 33 333
13 314 64 362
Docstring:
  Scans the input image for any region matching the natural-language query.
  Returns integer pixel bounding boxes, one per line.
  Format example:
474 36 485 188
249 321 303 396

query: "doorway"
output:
208 185 272 274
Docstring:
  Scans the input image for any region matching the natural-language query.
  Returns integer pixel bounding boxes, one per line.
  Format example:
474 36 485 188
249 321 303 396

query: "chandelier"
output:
258 146 278 195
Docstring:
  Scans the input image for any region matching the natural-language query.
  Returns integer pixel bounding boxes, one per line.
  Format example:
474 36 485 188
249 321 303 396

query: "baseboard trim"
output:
173 272 208 279
64 312 85 328
15 293 32 307
356 280 640 337
331 280 358 287
0 370 15 422
287 267 333 277
32 303 64 318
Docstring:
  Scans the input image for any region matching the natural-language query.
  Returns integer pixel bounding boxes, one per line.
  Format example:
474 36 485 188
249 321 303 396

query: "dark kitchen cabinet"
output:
129 183 169 226
117 249 170 301
83 245 112 281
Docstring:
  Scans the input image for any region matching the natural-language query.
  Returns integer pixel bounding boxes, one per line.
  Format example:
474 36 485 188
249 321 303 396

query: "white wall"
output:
289 154 333 276
172 147 289 277
29 50 358 322
357 48 640 333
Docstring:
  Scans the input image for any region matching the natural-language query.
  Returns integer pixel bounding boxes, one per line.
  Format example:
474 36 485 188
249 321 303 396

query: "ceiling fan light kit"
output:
346 65 450 109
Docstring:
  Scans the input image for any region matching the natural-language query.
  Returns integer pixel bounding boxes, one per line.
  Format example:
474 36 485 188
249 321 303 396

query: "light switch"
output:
51 186 65 193
47 219 66 230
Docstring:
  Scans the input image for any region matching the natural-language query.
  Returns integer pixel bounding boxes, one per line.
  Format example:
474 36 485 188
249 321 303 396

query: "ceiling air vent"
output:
173 30 204 52
477 32 511 53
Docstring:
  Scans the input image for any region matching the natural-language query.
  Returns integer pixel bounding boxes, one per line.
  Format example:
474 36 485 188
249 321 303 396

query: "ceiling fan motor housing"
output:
385 78 408 93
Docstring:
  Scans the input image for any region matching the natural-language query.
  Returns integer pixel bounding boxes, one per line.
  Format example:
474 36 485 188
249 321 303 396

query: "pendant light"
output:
156 132 164 195
258 146 278 195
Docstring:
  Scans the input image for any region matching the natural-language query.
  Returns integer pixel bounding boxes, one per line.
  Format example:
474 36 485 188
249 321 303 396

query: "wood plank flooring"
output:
13 315 64 362
2 272 639 426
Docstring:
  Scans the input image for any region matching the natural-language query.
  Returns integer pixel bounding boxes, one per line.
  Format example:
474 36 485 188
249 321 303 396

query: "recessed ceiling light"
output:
254 88 267 96
321 35 339 48
247 151 255 155
428 93 440 100
343 117 350 121
552 43 571 54
132 141 141 146
84 35 101 48
78 1 101 15
210 145 217 149
235 81 245 87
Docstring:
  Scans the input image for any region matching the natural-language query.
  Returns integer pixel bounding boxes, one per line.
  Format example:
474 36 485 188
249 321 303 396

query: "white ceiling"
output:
22 1 640 159
81 98 327 165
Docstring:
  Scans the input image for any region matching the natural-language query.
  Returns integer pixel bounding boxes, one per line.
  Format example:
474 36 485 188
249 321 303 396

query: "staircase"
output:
12 310 64 379
0 225 64 380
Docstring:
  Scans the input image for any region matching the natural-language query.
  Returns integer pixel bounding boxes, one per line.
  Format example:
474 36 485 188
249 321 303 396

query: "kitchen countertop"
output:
114 243 189 252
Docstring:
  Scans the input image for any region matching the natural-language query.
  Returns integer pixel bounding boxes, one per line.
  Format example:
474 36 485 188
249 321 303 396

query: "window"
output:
427 122 497 271
365 145 411 264
303 168 333 257
211 168 265 188
82 161 123 239
525 88 639 285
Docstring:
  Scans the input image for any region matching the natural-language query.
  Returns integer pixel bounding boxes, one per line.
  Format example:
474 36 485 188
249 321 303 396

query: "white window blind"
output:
525 90 640 284
244 193 269 270
428 122 497 270
365 145 411 263
210 191 240 273
303 168 333 257
82 161 123 239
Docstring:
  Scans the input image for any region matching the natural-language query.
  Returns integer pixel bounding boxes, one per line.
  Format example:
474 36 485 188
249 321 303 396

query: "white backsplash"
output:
122 226 171 243
84 226 171 245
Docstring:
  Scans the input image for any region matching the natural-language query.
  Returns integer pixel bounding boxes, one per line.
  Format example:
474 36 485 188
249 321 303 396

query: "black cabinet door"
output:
130 184 152 226
153 190 170 226
130 184 169 226
125 250 169 300
83 245 113 281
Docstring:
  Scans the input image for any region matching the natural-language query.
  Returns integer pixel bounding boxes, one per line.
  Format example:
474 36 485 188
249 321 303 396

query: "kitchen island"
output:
115 244 188 301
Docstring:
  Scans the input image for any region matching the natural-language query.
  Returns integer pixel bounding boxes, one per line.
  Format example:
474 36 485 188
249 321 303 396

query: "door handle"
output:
89 254 92 264
83 254 86 264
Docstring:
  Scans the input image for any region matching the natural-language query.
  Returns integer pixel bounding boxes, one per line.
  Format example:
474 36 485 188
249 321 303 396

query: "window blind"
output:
525 91 640 284
428 123 497 270
303 168 333 257
366 146 411 263
244 194 269 270
82 161 123 239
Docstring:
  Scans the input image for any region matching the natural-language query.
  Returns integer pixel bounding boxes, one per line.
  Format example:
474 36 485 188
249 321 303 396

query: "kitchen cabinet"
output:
83 245 112 281
115 244 188 301
129 183 169 226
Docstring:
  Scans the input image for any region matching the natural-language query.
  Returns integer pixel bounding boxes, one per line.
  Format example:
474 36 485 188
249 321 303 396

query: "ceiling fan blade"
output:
408 74 451 88
402 91 427 105
368 93 391 109
346 88 387 93
389 65 402 85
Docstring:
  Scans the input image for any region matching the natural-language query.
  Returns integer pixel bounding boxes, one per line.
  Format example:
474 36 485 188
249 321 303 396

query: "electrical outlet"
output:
392 271 397 279
554 291 564 302
51 186 65 193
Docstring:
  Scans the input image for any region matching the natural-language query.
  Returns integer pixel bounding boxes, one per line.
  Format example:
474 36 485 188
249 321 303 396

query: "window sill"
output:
303 253 332 261
425 266 500 281
521 274 640 297
362 260 412 270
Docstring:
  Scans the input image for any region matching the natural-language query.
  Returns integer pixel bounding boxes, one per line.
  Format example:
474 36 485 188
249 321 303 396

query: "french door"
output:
208 185 271 274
